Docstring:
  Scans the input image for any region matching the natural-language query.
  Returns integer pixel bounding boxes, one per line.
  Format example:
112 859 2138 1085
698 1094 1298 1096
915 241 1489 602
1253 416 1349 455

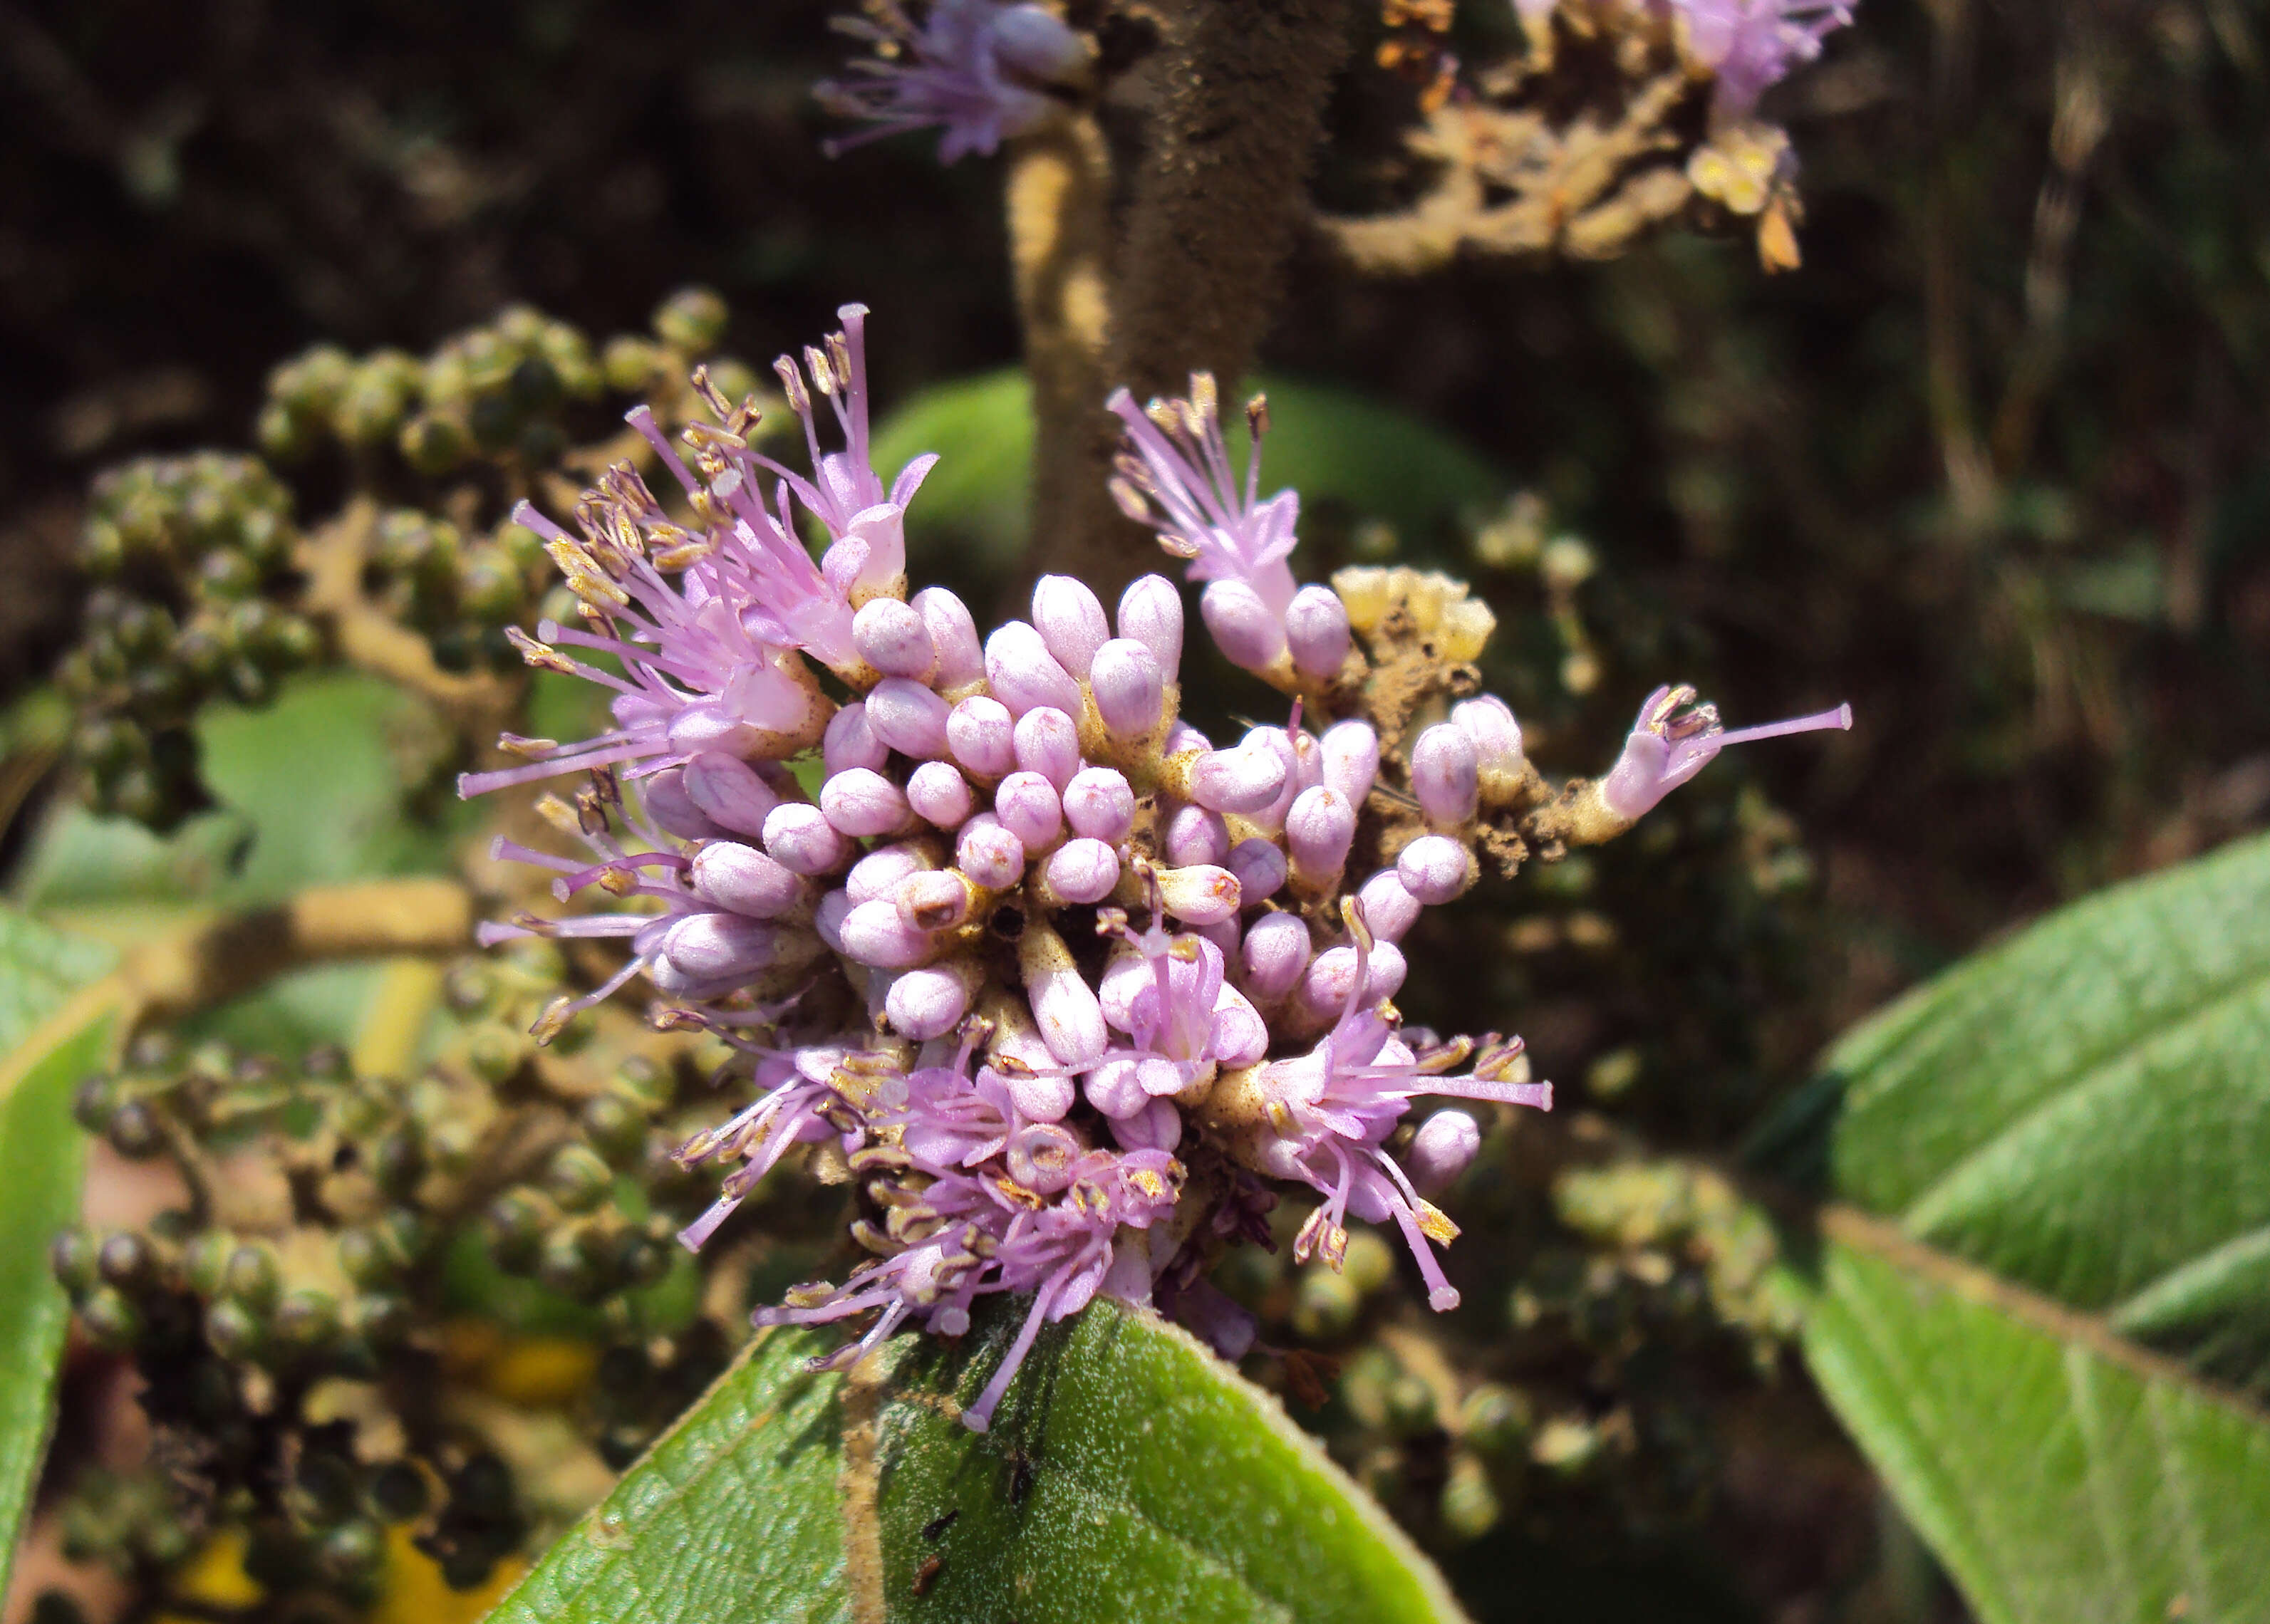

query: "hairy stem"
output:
1109 0 1351 402
1007 112 1121 605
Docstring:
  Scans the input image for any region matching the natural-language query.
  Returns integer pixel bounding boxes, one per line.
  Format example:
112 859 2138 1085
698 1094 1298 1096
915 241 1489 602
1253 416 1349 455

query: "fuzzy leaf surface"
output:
488 1298 1465 1624
1760 832 2270 1622
0 908 120 1605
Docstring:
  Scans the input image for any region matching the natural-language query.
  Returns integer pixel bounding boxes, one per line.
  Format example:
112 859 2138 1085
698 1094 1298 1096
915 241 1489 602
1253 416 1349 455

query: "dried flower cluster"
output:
467 306 1845 1430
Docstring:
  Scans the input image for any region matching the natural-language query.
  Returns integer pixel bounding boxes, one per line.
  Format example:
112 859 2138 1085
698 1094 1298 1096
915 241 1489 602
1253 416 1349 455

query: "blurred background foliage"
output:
1 1 2268 1621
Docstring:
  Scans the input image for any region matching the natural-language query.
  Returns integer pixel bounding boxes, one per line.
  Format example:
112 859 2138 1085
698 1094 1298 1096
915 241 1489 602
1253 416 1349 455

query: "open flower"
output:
818 0 1089 163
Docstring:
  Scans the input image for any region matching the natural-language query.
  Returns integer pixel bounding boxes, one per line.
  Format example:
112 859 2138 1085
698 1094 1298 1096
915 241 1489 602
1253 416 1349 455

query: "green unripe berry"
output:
483 1192 548 1274
105 1100 165 1160
400 412 471 475
95 1232 155 1290
653 287 728 353
609 1056 673 1113
351 1293 411 1347
602 335 663 394
1461 1384 1533 1457
222 1242 281 1312
80 1289 141 1349
318 1517 386 1583
336 1227 394 1291
703 358 760 409
544 1145 614 1215
50 1229 99 1296
579 1095 646 1167
1291 1266 1361 1341
369 1462 430 1523
1439 1453 1502 1541
273 1288 341 1352
71 1074 118 1135
183 1232 233 1297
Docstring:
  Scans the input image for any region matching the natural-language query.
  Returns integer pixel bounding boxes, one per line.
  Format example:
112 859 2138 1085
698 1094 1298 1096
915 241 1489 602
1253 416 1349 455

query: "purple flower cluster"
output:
1510 0 1858 121
467 306 1845 1430
817 0 1088 164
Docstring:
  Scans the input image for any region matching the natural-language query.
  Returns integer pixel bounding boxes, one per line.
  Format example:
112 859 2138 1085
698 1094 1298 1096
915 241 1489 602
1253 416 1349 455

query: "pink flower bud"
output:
1240 911 1312 1001
896 869 973 932
1397 834 1476 905
1117 573 1184 677
1163 801 1230 866
998 1063 1074 1123
1294 940 1407 1025
985 620 1084 717
1111 1098 1183 1154
1200 578 1287 671
1284 585 1351 680
1043 838 1119 905
1211 981 1270 1066
1021 925 1108 1066
1190 744 1288 815
905 760 975 828
1012 706 1082 788
682 752 781 838
852 597 938 682
994 770 1063 850
1084 1058 1149 1120
913 586 985 689
1285 786 1355 888
1032 574 1110 678
1451 694 1523 776
1411 723 1480 826
991 2 1087 80
1089 637 1166 741
1156 863 1241 925
1006 1120 1084 1194
1225 838 1287 904
846 841 933 904
690 843 809 919
661 912 791 981
822 702 889 775
763 803 852 875
865 677 952 759
1239 723 1304 835
947 695 1017 779
1409 1110 1481 1196
1062 766 1135 842
1320 720 1379 806
820 767 915 838
1354 868 1421 942
955 813 1027 890
812 888 851 953
839 897 938 968
640 766 724 840
884 960 980 1040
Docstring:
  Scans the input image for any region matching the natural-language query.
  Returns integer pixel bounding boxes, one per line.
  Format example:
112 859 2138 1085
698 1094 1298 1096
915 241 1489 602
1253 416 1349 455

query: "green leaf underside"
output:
0 907 123 1608
1803 1230 2270 1624
15 671 454 913
0 911 118 1058
1777 829 2270 1393
1755 833 2270 1623
489 1299 1463 1624
871 370 1504 572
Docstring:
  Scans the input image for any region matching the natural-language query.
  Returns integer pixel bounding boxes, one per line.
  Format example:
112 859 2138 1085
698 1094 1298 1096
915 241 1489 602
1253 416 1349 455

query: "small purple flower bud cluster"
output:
817 0 1089 165
1510 1 1859 123
468 314 1845 1430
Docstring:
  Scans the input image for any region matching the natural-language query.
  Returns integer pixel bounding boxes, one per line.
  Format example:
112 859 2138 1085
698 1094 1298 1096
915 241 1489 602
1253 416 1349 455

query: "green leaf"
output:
1758 831 2270 1623
489 1298 1466 1624
1804 1222 2270 1624
871 370 1505 573
0 908 121 1607
14 671 458 912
